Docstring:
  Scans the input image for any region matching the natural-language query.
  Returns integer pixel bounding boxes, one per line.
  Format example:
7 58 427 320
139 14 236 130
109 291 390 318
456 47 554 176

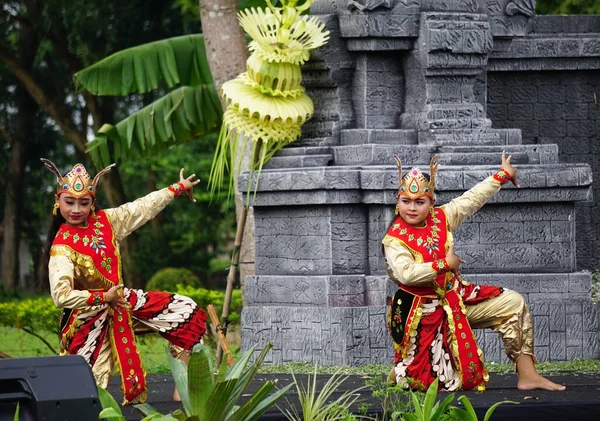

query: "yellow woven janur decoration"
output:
209 0 330 198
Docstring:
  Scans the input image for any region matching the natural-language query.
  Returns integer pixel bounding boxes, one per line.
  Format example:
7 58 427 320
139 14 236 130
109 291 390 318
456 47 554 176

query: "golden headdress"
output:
394 155 439 200
41 158 115 198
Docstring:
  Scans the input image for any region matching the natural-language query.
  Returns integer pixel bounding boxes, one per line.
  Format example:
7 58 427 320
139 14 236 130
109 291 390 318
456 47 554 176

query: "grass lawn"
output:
1 326 599 376
0 327 172 373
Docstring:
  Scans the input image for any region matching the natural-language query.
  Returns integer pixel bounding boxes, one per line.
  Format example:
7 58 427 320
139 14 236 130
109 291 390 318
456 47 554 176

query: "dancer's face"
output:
56 194 94 226
396 195 433 227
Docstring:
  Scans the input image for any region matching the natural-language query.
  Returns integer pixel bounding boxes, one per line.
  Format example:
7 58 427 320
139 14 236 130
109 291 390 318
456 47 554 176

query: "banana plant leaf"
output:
73 34 214 95
86 85 222 168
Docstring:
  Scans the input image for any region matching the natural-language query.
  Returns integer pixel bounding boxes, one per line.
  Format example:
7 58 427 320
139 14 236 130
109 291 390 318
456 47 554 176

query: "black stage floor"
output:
108 372 600 421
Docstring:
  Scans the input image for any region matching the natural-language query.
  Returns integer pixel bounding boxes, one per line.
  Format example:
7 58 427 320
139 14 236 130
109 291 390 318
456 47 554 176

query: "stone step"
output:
333 144 434 166
424 117 493 130
437 144 559 165
275 146 332 157
437 152 529 165
420 128 522 145
264 154 333 169
340 129 418 145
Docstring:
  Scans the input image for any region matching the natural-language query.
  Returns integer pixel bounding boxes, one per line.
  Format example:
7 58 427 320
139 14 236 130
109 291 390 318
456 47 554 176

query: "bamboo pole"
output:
215 204 248 366
215 137 263 368
207 304 234 365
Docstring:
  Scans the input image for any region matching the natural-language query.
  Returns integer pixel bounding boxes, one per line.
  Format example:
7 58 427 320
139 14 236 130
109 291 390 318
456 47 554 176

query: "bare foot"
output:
517 372 566 391
173 387 181 402
515 354 566 391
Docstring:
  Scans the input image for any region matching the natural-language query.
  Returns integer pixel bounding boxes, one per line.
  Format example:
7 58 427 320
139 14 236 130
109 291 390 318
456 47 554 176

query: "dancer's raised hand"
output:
179 168 201 202
501 151 520 188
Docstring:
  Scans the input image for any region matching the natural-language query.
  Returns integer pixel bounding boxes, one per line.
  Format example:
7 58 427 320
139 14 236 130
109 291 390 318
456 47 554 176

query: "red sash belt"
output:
53 211 146 403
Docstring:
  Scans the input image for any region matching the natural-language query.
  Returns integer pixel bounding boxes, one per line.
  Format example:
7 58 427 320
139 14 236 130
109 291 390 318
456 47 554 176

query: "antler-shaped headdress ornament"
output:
394 155 439 200
41 158 115 198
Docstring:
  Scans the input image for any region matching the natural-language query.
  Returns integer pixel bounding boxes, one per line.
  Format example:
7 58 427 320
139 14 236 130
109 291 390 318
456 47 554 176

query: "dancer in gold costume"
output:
42 159 207 404
383 152 565 392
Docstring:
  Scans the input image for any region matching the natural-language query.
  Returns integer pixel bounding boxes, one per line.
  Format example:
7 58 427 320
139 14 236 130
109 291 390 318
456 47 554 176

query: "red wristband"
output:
493 168 511 185
87 291 105 306
167 182 186 197
432 259 450 274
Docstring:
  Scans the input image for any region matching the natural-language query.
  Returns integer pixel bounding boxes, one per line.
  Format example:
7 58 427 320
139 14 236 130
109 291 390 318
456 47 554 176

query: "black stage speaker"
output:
0 355 101 421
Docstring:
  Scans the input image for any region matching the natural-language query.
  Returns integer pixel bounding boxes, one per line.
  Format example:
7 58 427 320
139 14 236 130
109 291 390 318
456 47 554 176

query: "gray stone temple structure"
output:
240 0 600 365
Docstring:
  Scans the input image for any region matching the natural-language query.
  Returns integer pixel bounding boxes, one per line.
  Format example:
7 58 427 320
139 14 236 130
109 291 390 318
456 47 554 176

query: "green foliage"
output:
282 366 367 421
75 32 223 169
117 139 236 288
537 0 600 15
147 268 203 292
87 84 222 169
364 378 517 421
175 286 242 325
73 34 214 95
364 376 414 421
0 295 61 353
447 395 518 421
132 342 293 421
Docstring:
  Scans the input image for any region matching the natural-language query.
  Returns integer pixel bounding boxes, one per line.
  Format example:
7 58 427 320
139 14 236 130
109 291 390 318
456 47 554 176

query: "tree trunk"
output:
1 4 39 291
199 0 249 95
199 0 256 299
1 132 26 290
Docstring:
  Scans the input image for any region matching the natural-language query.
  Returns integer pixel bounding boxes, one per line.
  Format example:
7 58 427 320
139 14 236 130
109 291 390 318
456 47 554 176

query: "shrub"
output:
0 296 61 354
146 267 203 292
175 285 243 325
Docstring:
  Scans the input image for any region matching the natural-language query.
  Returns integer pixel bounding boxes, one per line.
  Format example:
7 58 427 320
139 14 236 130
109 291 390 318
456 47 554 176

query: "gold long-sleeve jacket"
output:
48 188 176 309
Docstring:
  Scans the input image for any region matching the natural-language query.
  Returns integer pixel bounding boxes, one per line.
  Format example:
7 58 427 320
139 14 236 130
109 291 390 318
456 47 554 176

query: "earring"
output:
91 205 96 217
394 204 400 215
52 203 59 216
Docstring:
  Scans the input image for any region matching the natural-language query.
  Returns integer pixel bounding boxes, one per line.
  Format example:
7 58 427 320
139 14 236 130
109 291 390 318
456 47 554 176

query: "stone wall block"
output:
539 274 568 293
563 103 589 120
534 315 549 346
537 85 565 103
550 220 572 242
479 222 524 244
567 346 583 360
533 243 572 271
452 223 480 244
511 86 537 103
523 221 551 242
566 313 584 347
514 276 540 293
583 302 599 331
369 312 389 349
549 332 566 361
548 301 566 331
539 120 566 137
584 332 599 359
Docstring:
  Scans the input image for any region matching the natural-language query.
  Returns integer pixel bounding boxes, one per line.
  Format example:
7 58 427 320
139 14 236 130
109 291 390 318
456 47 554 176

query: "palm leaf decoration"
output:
208 0 330 201
74 34 222 168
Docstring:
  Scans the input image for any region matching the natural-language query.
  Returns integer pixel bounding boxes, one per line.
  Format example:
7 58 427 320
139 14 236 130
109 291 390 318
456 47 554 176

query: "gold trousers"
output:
466 289 536 363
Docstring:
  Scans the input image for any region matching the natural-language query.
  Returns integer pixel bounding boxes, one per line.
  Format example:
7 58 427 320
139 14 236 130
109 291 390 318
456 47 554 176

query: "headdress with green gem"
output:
41 158 115 198
394 155 439 200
